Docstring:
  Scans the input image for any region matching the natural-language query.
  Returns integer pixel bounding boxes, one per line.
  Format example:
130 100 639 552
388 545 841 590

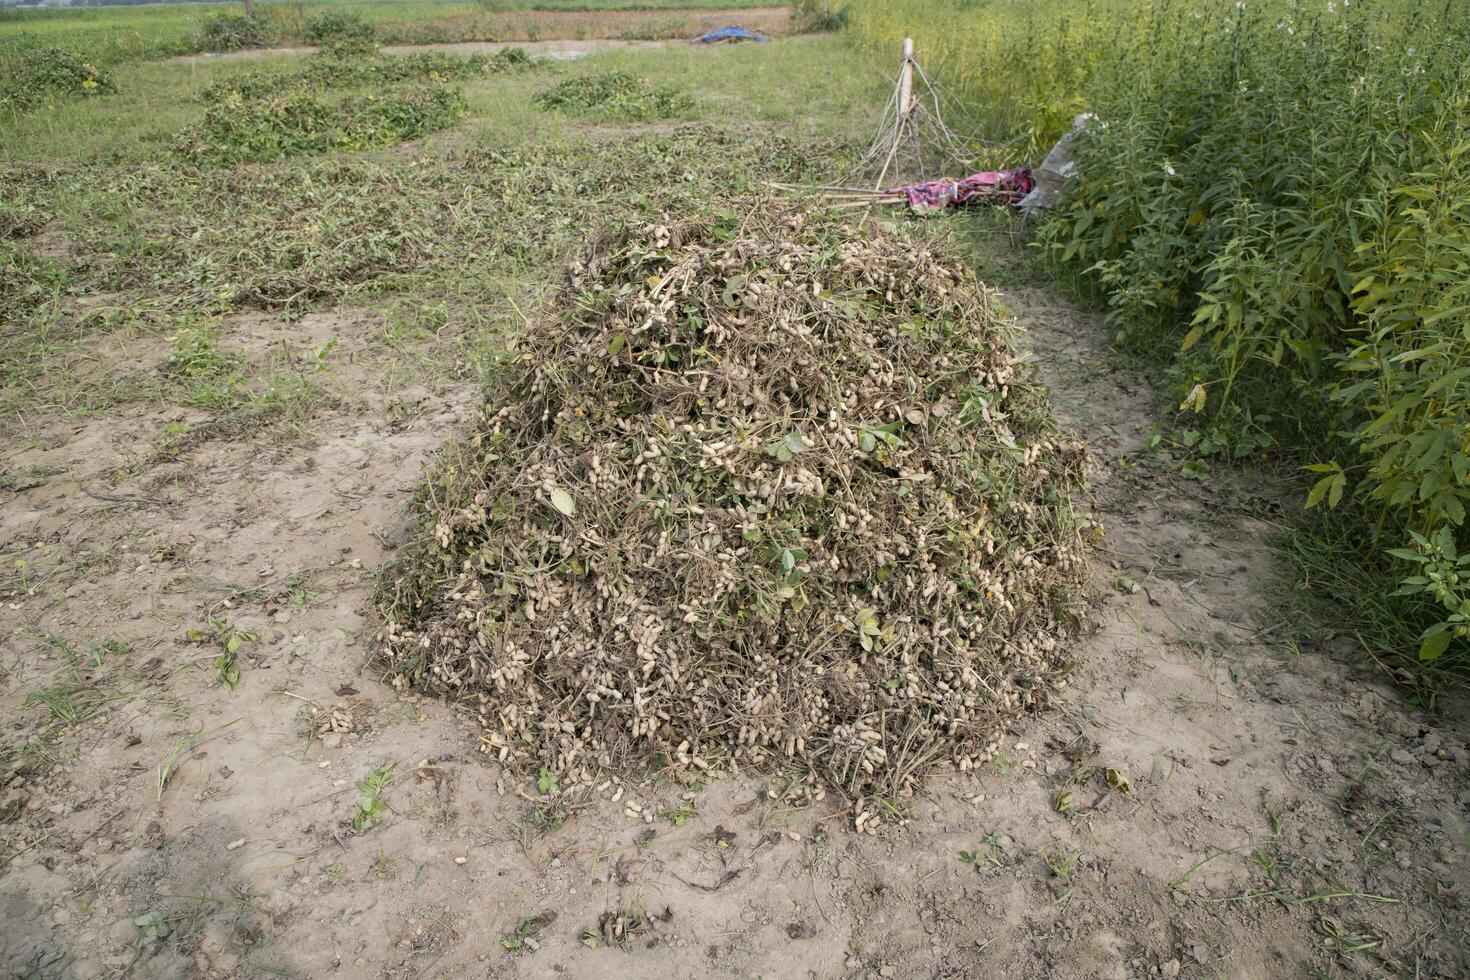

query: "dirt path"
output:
2 266 1468 975
169 7 791 65
172 38 674 65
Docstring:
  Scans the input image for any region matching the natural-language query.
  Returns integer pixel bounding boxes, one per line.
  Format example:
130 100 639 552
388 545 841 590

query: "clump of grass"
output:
25 672 124 726
173 85 468 165
0 166 59 239
376 200 1088 829
0 737 57 785
533 70 692 121
194 12 276 53
0 46 115 114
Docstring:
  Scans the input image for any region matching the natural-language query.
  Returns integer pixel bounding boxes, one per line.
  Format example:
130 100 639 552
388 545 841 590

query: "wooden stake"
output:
873 38 916 193
898 38 915 118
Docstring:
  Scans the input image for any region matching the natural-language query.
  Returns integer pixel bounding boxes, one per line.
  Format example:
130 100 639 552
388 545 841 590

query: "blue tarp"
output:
693 26 769 43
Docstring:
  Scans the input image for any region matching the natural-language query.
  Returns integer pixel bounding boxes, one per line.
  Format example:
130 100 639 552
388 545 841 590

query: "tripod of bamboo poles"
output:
770 39 985 209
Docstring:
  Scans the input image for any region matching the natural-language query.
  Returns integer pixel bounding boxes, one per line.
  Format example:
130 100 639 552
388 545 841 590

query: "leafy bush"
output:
0 46 115 113
194 12 276 53
304 10 377 56
534 70 692 121
1039 2 1470 679
174 85 467 165
848 0 1470 684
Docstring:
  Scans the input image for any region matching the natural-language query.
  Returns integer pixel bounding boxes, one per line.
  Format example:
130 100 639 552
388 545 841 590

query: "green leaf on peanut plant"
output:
767 431 807 463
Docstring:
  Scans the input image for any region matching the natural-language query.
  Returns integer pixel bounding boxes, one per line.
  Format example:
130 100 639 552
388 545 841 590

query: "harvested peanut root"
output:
376 198 1088 822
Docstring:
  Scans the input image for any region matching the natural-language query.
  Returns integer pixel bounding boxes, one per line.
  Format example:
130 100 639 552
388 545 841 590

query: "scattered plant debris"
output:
174 85 467 165
377 199 1088 825
501 910 556 951
534 70 692 121
198 48 535 104
304 10 377 55
194 12 276 53
583 907 652 950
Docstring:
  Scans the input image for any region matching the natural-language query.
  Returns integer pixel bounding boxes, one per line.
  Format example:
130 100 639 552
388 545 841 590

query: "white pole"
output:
898 38 915 118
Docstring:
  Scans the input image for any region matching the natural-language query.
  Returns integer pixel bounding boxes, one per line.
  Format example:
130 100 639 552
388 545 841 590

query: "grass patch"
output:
0 1 790 69
1282 504 1468 695
1 37 881 449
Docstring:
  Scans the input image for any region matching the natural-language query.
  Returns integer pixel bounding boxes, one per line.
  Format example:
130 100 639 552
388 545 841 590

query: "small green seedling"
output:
187 618 258 691
1042 846 1080 880
353 764 394 832
536 766 559 794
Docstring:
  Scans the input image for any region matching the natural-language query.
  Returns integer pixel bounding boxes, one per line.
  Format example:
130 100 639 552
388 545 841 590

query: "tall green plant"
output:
848 0 1470 682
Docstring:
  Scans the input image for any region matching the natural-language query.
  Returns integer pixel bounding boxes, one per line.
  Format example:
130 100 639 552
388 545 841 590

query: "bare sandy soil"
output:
2 260 1469 976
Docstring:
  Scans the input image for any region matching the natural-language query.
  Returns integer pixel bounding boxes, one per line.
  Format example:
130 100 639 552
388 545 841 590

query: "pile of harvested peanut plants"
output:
377 199 1088 826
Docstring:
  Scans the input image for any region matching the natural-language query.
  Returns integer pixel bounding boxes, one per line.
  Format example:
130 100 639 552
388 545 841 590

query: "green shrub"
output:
304 10 376 56
534 70 692 121
0 46 116 113
1036 2 1470 679
174 85 468 165
194 12 276 53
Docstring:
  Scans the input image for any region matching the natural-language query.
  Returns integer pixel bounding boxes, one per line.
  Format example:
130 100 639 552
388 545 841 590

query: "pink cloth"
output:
890 169 1036 212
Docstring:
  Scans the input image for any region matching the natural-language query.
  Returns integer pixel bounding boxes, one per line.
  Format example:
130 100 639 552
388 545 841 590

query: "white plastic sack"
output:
1019 113 1095 214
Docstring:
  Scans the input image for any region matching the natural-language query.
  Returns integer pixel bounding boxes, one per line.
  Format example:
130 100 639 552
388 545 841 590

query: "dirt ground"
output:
4 261 1468 979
